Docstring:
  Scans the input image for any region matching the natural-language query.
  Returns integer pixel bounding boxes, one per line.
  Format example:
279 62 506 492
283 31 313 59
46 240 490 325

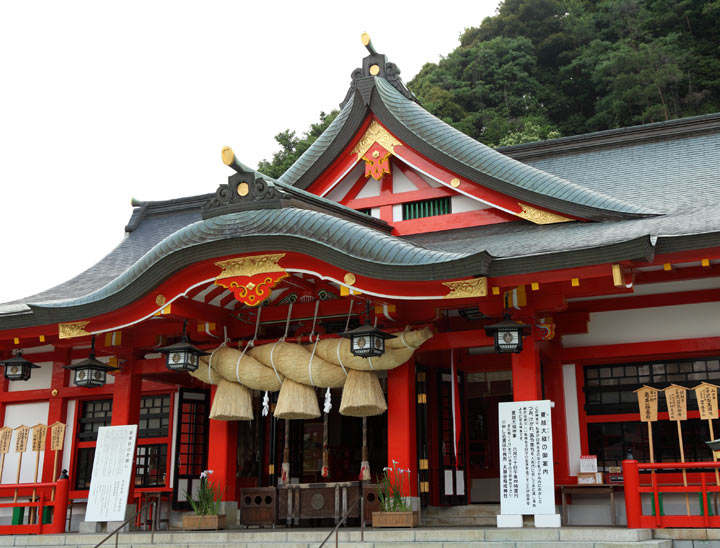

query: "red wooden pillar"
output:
111 362 142 502
511 331 542 401
387 358 417 497
42 348 71 483
207 385 237 501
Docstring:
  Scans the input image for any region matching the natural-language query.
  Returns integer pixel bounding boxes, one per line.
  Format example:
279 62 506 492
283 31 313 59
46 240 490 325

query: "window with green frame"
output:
402 197 451 220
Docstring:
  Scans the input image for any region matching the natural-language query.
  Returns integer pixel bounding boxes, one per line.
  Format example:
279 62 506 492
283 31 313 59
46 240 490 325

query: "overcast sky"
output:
0 1 500 304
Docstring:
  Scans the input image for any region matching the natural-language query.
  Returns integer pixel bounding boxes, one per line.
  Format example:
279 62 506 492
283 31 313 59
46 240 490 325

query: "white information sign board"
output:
86 425 138 522
498 400 555 516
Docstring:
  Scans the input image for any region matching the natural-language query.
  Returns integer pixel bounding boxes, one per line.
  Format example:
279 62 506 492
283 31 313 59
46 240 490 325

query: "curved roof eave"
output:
370 78 658 221
279 73 658 222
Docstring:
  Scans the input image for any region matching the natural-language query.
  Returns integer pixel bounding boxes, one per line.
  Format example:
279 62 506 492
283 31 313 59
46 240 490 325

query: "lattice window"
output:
139 395 171 438
583 357 720 415
77 400 113 442
135 444 168 487
74 447 95 490
402 197 451 220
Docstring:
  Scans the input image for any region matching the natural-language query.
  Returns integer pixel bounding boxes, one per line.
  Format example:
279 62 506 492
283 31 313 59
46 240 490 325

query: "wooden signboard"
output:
31 424 47 453
694 383 720 487
664 384 688 421
694 382 719 420
0 427 12 455
13 425 29 502
663 384 690 515
634 386 659 423
50 422 65 451
0 427 11 485
14 425 29 453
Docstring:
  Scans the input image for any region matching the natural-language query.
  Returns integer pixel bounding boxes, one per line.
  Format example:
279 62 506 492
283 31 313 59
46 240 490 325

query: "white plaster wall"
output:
417 172 442 188
356 178 380 199
563 302 720 347
2 402 49 484
370 207 381 219
392 169 416 193
325 164 363 202
393 204 403 222
450 195 490 213
562 364 582 476
8 361 52 392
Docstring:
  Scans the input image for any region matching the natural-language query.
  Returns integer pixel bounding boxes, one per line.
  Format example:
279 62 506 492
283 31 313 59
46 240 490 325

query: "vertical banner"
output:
450 349 461 468
663 384 690 515
498 400 555 515
85 425 138 522
0 427 11 483
694 383 720 486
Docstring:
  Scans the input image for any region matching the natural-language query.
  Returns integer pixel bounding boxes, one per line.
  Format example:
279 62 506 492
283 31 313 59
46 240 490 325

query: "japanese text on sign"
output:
694 383 719 420
664 384 688 421
635 386 658 423
31 424 47 452
498 400 555 515
0 427 12 454
14 425 29 453
50 422 66 451
86 425 138 522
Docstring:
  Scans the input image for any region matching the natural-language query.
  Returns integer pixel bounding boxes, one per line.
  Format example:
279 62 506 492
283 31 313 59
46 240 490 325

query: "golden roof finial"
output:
221 146 235 166
361 32 376 55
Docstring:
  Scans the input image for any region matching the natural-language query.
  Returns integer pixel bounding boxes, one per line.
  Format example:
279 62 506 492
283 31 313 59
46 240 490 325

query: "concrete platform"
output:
0 527 673 548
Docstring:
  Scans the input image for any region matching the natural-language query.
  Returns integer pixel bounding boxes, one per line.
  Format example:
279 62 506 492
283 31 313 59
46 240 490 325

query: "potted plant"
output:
372 462 419 527
182 470 227 530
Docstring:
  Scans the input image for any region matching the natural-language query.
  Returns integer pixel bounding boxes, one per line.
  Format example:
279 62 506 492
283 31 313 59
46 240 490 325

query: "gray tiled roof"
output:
374 78 655 217
521 132 720 214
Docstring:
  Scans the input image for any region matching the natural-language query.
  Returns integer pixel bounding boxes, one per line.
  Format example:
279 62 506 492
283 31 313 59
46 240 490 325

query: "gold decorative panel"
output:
442 277 488 298
58 320 91 340
215 253 286 280
516 203 572 224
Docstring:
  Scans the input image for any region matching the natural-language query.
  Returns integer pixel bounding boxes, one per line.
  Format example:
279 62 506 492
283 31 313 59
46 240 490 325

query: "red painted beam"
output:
567 288 720 314
392 209 516 235
344 186 453 210
558 337 720 364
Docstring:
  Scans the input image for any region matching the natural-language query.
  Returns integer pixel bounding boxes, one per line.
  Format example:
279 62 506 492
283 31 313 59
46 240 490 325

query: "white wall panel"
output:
2 402 49 483
8 362 52 392
563 302 720 347
562 364 581 476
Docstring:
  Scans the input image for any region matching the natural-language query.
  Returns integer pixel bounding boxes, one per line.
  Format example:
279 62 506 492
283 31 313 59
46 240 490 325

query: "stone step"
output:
4 527 668 548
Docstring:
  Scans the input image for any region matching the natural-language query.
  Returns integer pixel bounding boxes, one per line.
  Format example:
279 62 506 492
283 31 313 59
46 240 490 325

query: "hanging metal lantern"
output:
64 338 117 388
157 320 208 372
484 314 531 353
0 350 40 381
340 301 396 357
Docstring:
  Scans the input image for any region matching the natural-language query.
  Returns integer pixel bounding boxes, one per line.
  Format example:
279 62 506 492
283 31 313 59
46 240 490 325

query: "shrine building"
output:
1 35 720 532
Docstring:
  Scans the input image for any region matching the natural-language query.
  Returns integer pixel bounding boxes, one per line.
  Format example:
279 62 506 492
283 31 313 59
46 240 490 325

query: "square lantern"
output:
0 351 40 382
340 323 396 358
484 315 531 353
157 340 208 372
64 356 117 388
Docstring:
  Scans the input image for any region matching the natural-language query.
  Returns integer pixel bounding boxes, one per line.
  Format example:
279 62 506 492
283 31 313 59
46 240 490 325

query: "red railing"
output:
624 459 720 528
0 479 69 535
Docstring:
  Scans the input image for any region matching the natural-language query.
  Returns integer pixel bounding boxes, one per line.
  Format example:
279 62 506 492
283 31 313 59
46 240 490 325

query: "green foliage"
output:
376 466 411 512
185 470 222 516
257 111 338 179
260 0 720 176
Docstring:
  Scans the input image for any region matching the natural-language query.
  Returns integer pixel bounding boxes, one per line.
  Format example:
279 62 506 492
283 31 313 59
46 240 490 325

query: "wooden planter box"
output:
182 514 226 530
371 511 419 528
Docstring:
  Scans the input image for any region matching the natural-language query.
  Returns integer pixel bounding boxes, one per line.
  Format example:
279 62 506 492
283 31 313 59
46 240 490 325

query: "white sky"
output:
0 1 500 304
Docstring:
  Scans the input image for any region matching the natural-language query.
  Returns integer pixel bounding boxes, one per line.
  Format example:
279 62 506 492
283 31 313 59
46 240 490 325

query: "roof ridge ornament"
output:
202 146 289 219
340 33 418 108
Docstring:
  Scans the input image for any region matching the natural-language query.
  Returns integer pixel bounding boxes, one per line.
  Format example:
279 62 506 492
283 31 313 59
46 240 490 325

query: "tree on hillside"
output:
259 0 720 177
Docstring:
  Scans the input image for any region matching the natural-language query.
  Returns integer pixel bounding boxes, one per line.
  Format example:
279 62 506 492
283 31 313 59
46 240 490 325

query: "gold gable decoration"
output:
352 120 401 162
516 203 573 225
